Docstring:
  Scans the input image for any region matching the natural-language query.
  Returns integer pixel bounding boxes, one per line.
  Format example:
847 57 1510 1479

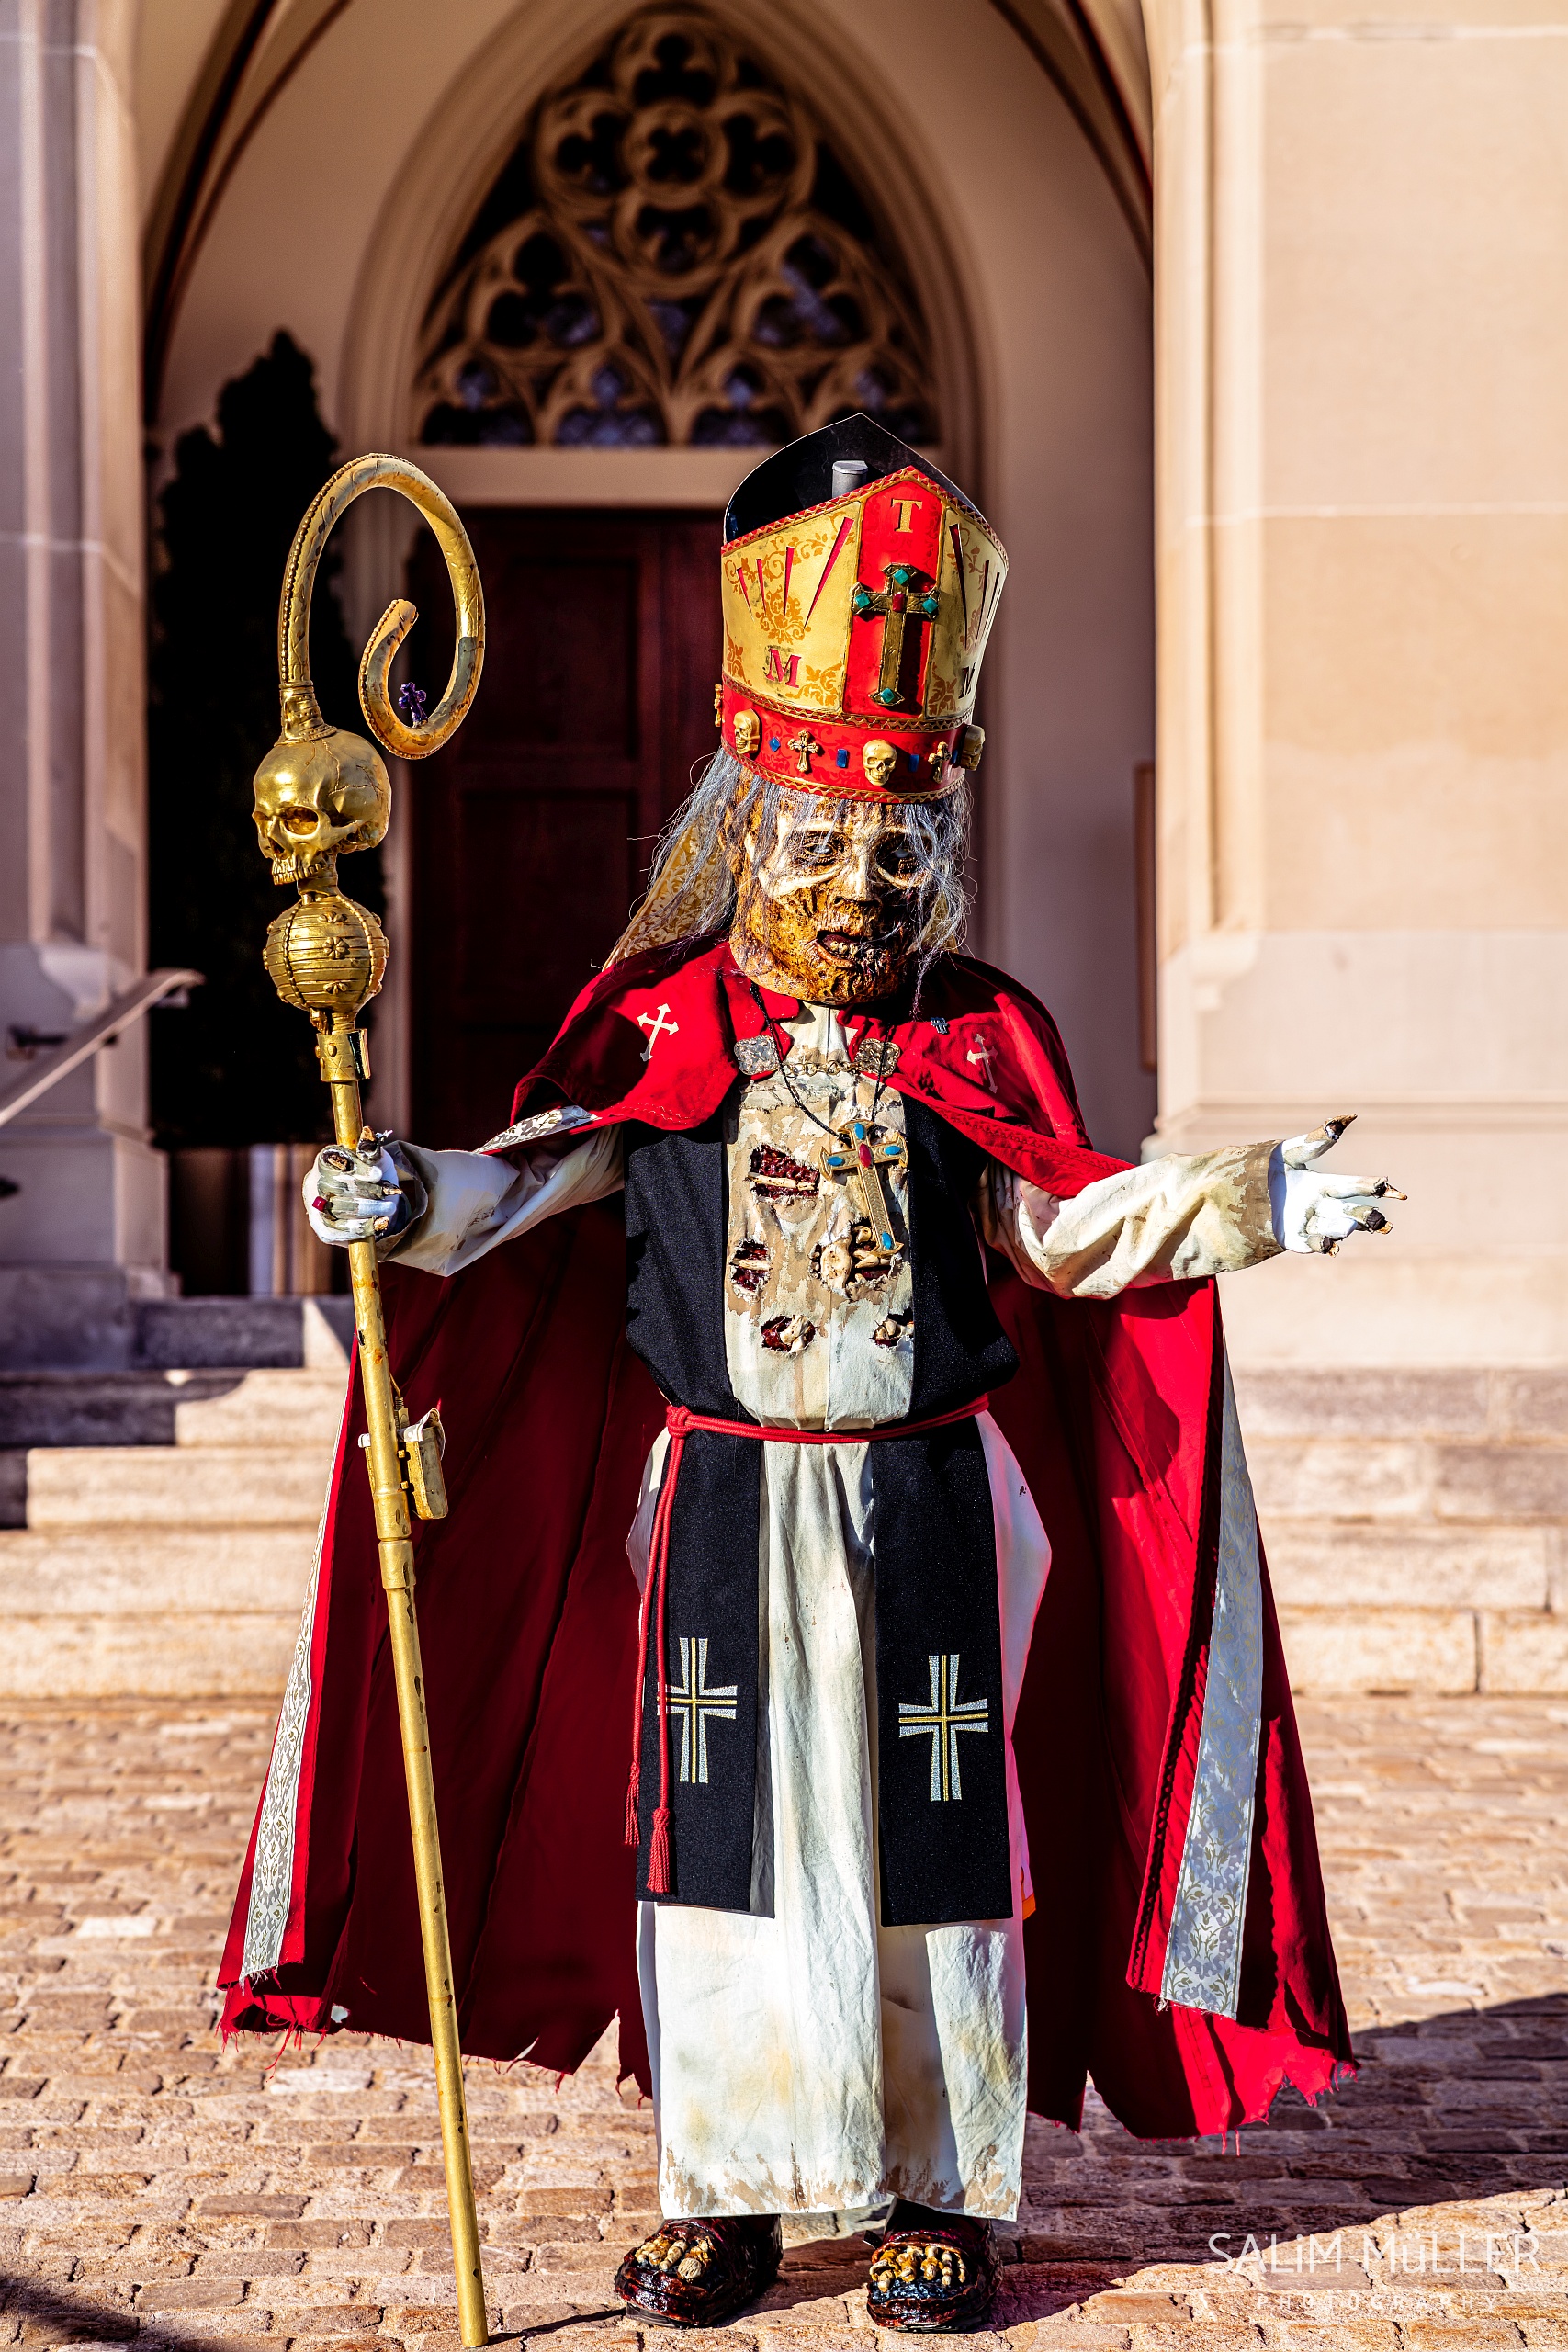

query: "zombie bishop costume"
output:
220 419 1396 2334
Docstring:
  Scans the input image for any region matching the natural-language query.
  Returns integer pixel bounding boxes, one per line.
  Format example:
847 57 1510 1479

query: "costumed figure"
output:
220 420 1401 2335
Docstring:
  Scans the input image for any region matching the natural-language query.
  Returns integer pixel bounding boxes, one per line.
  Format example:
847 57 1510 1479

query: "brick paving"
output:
0 1697 1563 2350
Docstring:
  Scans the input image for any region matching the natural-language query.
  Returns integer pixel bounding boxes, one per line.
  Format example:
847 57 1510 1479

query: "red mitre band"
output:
717 679 977 799
716 444 1002 799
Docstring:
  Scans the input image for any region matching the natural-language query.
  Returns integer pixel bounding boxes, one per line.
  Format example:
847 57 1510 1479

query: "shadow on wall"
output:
147 331 383 1160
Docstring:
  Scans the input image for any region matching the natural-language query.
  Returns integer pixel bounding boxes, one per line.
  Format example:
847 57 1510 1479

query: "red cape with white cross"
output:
217 938 1352 2138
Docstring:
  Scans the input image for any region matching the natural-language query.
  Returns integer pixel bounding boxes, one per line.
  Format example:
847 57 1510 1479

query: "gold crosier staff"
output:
249 456 489 2346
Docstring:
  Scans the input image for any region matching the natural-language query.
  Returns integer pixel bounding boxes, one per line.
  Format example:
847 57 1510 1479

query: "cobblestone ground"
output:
0 1697 1564 2352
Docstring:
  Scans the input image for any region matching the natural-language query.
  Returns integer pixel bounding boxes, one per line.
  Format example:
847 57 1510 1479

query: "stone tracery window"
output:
415 8 937 449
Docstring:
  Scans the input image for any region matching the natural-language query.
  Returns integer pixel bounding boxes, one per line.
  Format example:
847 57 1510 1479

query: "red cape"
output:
220 941 1351 2137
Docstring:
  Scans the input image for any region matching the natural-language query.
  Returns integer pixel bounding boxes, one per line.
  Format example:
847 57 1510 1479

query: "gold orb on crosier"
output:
263 889 389 1019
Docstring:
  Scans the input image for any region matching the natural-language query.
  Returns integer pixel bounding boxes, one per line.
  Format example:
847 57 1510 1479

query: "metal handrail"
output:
0 968 204 1131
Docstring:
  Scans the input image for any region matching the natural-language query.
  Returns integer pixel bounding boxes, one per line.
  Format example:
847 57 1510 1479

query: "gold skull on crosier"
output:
252 725 391 887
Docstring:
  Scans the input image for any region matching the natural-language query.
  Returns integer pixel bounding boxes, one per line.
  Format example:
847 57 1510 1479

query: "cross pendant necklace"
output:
745 982 904 1250
821 1116 908 1254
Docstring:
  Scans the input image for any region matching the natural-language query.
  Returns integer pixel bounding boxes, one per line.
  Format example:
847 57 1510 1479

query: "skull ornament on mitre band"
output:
716 415 1005 800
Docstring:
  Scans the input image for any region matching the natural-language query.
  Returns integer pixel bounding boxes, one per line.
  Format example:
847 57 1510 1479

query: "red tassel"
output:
624 1760 640 1849
647 1805 672 1894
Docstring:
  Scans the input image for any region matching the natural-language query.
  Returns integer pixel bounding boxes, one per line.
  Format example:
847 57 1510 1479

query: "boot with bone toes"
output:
866 2202 999 2332
615 2213 783 2327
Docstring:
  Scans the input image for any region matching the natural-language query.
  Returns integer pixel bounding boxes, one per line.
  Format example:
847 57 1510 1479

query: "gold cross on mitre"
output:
821 1115 907 1253
787 727 822 775
852 561 941 711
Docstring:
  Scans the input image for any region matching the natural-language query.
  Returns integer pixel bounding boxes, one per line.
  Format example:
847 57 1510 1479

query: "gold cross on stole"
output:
851 562 942 710
898 1653 990 1802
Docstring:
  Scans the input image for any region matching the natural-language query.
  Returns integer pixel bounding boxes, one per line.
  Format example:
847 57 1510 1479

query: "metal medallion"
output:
735 1034 781 1078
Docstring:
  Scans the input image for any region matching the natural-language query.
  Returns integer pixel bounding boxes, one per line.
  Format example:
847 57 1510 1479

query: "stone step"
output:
1278 1605 1568 1698
1234 1363 1568 1442
0 1284 357 1376
172 1367 348 1449
0 1365 350 1451
1263 1520 1557 1611
2 1351 1562 1700
0 1523 319 1613
0 1612 300 1700
1247 1434 1568 1523
0 1524 318 1700
19 1444 333 1529
1234 1366 1568 1694
134 1296 355 1371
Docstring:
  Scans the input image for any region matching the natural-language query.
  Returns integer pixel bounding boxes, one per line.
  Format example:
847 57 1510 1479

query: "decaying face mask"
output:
728 795 934 1005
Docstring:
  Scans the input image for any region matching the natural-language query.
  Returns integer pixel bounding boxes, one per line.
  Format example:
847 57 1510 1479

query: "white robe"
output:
389 1009 1278 2220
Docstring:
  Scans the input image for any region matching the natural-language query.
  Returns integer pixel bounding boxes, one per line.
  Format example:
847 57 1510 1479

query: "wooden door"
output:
406 509 722 1144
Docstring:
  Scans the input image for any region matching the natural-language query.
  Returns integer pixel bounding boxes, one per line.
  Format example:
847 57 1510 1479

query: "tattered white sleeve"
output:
980 1143 1280 1300
381 1125 626 1278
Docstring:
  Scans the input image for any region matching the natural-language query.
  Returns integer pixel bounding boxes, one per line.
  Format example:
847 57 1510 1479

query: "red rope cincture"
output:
625 1395 989 1898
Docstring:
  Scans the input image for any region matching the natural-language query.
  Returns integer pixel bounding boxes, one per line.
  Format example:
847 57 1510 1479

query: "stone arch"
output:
336 0 982 487
412 6 940 455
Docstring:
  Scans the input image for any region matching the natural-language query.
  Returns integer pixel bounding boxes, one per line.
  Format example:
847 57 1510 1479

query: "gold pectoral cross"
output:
852 562 942 710
821 1116 908 1253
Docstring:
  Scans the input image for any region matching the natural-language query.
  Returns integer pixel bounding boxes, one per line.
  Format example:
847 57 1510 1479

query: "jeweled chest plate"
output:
722 1026 915 1428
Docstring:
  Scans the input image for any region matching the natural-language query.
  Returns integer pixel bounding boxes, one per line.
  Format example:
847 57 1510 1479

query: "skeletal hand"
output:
303 1130 423 1247
1269 1115 1404 1256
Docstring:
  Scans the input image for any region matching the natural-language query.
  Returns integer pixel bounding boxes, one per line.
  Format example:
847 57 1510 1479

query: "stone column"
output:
0 0 162 1366
1143 0 1568 1700
1144 0 1568 1374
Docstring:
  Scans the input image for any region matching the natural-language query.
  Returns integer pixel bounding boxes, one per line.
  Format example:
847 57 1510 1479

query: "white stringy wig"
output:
608 748 973 990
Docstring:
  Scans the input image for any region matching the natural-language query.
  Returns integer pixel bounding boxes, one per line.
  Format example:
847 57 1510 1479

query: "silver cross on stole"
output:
898 1653 990 1802
821 1116 908 1253
665 1636 738 1785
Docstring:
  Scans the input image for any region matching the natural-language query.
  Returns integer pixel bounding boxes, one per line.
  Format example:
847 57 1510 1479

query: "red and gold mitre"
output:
718 416 1007 800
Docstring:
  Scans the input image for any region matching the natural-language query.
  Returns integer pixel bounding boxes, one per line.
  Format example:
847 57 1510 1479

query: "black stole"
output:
623 1094 1019 1927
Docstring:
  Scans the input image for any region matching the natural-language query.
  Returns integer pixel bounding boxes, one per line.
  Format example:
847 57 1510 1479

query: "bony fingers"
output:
1321 1182 1405 1214
320 1141 395 1183
1310 1171 1381 1200
1308 1198 1394 1247
1281 1113 1358 1170
310 1189 384 1230
1334 1175 1406 1203
321 1167 398 1200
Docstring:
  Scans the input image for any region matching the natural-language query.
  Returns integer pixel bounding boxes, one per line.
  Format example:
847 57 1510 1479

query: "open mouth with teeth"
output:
817 926 899 964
